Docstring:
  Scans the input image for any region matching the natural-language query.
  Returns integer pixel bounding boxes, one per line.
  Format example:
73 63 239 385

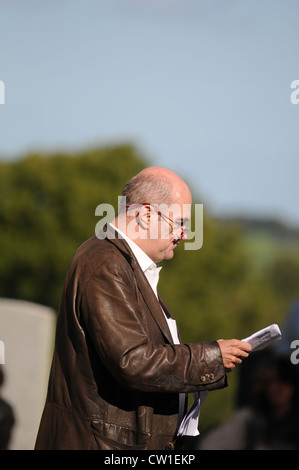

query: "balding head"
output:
121 166 191 207
114 166 192 263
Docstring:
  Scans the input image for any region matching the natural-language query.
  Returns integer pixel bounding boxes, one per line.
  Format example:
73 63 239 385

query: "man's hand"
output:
217 339 252 371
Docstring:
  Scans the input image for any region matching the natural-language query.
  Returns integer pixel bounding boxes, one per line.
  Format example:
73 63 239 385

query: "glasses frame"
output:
126 203 190 239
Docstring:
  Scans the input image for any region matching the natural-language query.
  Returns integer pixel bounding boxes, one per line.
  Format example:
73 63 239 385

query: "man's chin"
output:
164 246 176 260
155 241 180 263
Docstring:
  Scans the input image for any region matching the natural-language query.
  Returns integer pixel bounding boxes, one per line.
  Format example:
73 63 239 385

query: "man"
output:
35 166 251 450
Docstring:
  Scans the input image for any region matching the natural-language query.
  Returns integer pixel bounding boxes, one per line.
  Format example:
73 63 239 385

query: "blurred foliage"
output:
1 144 299 432
0 145 145 308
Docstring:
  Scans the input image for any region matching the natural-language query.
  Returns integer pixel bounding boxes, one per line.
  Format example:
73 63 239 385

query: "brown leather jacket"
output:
35 227 227 450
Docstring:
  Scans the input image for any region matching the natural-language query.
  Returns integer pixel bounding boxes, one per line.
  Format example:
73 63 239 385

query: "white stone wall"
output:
0 298 56 450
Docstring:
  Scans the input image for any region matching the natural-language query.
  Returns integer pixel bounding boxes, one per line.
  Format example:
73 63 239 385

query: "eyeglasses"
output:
126 203 190 239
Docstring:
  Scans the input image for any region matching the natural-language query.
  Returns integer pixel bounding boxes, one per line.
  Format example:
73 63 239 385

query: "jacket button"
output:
200 375 206 382
166 441 175 450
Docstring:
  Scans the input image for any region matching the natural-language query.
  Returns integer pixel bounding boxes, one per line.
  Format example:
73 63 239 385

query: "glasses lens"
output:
173 225 189 239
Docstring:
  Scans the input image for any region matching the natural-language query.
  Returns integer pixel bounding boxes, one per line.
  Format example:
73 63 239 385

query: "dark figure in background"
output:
0 366 15 450
236 300 299 409
275 300 299 358
198 356 299 450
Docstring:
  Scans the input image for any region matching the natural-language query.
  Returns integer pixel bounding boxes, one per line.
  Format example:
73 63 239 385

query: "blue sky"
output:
0 0 299 225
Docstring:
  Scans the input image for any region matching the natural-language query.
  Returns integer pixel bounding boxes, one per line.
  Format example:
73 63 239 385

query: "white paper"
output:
242 323 281 351
177 391 208 436
177 324 281 437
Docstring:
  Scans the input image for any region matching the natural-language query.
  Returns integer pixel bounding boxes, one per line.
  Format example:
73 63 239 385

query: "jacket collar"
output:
100 224 175 345
108 222 156 273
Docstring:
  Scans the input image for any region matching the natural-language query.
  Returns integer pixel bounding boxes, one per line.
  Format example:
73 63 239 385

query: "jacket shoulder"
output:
68 235 133 282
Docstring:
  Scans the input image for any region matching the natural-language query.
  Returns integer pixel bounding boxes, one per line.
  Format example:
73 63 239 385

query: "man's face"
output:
145 188 192 263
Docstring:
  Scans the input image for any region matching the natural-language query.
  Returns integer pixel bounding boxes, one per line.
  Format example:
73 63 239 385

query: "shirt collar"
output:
109 223 159 274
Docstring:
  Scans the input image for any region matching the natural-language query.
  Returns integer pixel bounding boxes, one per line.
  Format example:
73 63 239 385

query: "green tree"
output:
0 145 146 308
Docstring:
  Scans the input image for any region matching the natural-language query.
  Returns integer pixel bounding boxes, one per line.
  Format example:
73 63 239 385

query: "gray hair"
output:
120 173 175 210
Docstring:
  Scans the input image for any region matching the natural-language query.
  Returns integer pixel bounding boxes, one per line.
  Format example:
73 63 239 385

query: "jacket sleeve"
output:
81 253 227 394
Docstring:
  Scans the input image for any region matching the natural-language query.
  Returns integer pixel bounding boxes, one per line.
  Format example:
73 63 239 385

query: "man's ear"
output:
137 204 151 229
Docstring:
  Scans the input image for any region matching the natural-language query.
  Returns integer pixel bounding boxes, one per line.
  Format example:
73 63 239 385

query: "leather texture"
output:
35 226 227 450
